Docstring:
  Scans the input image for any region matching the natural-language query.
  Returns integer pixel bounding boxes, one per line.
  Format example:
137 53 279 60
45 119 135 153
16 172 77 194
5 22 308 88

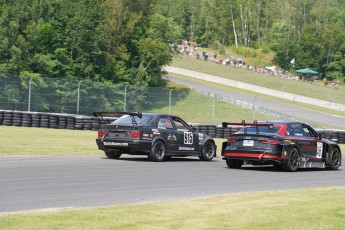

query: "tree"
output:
146 13 182 44
132 38 172 86
270 20 297 70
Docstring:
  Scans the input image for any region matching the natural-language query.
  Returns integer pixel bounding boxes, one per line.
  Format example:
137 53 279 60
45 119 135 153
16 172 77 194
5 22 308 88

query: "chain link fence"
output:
2 75 345 142
0 75 299 125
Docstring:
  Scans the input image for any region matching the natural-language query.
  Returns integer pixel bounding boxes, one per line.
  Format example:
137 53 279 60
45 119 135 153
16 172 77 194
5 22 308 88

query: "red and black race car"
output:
93 111 216 162
221 120 342 172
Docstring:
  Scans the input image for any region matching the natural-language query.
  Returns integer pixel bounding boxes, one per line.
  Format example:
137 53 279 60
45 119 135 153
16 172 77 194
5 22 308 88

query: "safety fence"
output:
1 110 344 143
0 75 301 125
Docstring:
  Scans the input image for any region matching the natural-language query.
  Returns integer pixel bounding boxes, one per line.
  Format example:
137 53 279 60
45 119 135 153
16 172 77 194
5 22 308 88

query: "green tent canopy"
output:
296 68 319 75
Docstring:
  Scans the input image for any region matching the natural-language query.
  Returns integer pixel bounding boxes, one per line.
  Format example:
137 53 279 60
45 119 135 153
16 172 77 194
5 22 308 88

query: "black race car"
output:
94 112 216 162
221 120 342 172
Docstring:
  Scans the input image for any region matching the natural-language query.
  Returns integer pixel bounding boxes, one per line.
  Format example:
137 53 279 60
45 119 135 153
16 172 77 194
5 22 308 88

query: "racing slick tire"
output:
226 159 243 168
326 147 342 170
199 141 216 161
149 141 166 162
105 150 122 159
283 147 300 172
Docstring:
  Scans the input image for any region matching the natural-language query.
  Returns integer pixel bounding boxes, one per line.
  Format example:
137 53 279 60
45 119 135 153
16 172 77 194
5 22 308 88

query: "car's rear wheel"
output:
326 147 341 170
283 147 300 172
226 159 243 168
105 150 122 159
149 141 166 162
199 141 216 161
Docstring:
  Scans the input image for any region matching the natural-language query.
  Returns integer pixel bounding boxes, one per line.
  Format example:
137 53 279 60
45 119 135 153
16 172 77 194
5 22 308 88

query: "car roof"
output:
255 120 306 125
140 113 181 118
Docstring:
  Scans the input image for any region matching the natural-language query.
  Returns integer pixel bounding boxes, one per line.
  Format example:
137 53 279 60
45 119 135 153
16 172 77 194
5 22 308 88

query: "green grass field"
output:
0 126 225 156
172 55 345 105
1 187 345 229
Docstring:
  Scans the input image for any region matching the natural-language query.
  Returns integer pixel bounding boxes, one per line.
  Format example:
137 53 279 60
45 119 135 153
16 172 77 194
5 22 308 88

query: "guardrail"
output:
194 88 298 122
1 110 344 144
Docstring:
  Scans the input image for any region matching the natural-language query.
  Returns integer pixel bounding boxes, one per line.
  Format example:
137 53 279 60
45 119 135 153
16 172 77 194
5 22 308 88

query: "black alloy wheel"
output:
283 147 300 172
199 141 216 161
326 147 342 170
150 141 166 162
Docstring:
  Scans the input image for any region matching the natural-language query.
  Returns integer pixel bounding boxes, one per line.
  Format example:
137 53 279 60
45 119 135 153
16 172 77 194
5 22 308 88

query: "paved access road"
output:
1 155 344 214
165 75 345 129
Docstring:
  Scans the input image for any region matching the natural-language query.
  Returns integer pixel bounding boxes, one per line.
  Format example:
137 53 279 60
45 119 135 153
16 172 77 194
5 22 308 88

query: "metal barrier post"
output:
212 93 215 124
124 84 129 112
77 80 82 115
169 89 174 114
28 77 32 112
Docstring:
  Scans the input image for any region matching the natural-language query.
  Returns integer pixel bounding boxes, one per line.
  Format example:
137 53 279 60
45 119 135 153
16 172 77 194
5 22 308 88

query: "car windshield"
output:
111 114 153 126
238 125 280 134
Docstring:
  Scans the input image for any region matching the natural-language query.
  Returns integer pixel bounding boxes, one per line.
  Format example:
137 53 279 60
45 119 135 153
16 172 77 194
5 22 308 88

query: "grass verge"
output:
172 55 345 105
0 126 99 155
0 126 227 156
1 125 344 156
1 186 345 230
168 73 345 129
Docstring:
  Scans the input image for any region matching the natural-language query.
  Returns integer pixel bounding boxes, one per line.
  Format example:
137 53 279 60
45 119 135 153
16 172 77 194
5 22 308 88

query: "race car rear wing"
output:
93 111 142 126
222 120 274 135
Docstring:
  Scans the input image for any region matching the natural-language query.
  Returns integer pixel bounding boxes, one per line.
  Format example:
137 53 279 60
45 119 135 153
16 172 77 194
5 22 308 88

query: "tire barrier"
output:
1 110 345 144
0 110 115 131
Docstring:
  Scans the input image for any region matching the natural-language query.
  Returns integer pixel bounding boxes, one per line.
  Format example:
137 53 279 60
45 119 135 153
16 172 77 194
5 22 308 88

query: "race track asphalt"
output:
1 70 345 214
1 155 344 214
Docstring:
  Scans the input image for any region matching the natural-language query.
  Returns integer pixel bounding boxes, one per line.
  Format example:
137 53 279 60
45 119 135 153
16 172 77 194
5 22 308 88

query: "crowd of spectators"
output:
180 40 294 79
180 39 343 89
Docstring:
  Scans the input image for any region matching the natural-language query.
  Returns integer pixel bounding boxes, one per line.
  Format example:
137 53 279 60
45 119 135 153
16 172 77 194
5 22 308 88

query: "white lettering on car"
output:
179 147 195 151
103 142 129 146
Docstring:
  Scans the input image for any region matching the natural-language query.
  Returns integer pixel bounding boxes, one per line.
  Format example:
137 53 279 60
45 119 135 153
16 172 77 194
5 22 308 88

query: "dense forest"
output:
1 0 345 85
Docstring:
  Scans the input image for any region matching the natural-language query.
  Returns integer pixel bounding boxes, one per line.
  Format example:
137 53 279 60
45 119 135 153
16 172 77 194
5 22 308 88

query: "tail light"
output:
130 130 142 139
259 139 279 145
98 130 105 138
227 138 239 143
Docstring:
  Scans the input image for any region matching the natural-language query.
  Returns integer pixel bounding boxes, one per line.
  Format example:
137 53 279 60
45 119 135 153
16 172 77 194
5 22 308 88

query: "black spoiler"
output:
222 120 274 135
93 111 142 126
93 111 142 118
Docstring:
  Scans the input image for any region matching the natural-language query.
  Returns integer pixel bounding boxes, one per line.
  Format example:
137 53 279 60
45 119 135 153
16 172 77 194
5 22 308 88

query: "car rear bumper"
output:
96 138 152 154
222 151 282 162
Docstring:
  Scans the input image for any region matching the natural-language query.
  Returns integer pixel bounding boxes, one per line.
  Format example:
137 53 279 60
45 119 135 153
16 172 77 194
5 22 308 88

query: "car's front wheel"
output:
149 141 166 162
199 141 216 161
226 159 243 168
105 150 122 159
283 147 300 172
326 147 341 170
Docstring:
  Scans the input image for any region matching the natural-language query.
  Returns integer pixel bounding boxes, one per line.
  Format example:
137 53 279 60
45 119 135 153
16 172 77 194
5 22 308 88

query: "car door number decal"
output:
184 132 193 144
316 142 322 158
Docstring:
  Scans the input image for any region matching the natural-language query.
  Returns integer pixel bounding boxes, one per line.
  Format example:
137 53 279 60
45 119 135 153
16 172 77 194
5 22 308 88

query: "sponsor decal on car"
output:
142 133 153 140
179 146 195 151
284 140 295 144
167 134 177 144
198 133 204 145
152 129 160 135
104 142 129 146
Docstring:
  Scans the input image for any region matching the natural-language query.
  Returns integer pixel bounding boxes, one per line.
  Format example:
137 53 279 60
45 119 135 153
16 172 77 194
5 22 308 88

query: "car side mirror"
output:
318 132 323 140
191 126 196 132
